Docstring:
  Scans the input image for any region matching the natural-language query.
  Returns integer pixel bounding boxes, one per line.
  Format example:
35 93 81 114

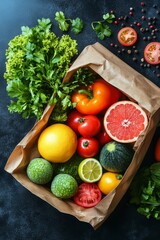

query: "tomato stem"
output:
83 141 89 147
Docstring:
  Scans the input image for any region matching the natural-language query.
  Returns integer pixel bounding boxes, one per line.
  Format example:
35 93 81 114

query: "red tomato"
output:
118 27 138 46
66 111 84 134
73 182 102 208
78 115 101 137
97 129 112 146
144 42 160 65
77 137 100 158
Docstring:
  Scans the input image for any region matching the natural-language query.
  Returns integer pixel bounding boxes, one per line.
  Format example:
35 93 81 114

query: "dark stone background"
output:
0 0 160 239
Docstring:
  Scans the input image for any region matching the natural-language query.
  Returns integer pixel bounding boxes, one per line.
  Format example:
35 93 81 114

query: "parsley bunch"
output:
129 162 160 220
91 13 115 40
4 18 79 120
55 11 84 34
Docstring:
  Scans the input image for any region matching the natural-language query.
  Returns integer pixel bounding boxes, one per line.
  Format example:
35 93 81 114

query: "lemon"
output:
78 158 103 183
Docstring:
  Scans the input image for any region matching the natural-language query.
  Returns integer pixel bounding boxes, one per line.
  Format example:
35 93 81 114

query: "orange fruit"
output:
103 101 148 143
38 123 77 163
98 172 122 195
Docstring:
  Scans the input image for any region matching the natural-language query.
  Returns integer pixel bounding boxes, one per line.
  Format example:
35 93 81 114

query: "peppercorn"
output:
153 4 157 8
140 27 145 32
133 57 137 61
147 36 152 41
134 49 139 54
153 36 157 39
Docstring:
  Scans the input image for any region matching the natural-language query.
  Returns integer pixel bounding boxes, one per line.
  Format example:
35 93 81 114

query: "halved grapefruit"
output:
103 101 148 143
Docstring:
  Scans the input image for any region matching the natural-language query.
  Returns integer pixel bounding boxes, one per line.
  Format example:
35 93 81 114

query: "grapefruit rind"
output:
103 101 148 143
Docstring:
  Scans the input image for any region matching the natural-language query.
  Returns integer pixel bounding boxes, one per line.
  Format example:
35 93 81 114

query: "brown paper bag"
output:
5 42 160 229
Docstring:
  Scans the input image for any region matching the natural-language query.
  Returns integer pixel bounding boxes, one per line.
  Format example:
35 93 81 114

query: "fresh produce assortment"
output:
4 2 160 221
26 76 149 208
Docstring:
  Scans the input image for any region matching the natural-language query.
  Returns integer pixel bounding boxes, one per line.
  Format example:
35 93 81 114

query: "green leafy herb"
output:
91 13 115 40
55 11 84 34
4 18 91 121
129 162 160 220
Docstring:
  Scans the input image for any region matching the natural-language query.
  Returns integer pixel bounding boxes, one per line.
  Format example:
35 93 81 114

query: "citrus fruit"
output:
26 158 54 184
38 123 77 163
78 158 103 183
51 173 78 199
98 172 122 195
103 101 148 143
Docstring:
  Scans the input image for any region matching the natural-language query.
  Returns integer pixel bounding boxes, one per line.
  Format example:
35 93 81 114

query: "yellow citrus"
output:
38 123 77 163
98 172 122 195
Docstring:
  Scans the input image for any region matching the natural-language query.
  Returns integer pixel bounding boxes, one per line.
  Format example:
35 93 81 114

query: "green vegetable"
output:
51 173 78 199
91 13 115 40
54 154 83 183
99 141 134 173
129 163 160 220
55 11 84 34
4 18 93 121
26 158 54 185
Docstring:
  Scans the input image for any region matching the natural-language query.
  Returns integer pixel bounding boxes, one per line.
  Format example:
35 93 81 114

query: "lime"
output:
78 158 103 183
26 158 54 184
51 174 78 199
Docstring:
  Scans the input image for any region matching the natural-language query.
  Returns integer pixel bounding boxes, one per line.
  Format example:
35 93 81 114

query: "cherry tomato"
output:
78 115 101 137
97 129 112 146
118 27 138 46
77 137 100 158
73 182 102 208
144 42 160 65
66 110 84 134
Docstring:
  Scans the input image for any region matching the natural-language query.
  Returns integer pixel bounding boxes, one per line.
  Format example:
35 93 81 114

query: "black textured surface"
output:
0 1 160 239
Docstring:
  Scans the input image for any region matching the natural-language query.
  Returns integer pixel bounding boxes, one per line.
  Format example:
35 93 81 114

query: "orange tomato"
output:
155 137 160 161
38 123 77 163
98 172 122 195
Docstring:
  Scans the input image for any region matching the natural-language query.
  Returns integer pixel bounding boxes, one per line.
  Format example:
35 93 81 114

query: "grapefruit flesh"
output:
103 101 148 143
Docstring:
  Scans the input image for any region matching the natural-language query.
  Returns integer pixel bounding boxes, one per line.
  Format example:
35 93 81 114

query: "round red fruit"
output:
118 27 138 46
66 110 84 134
73 182 102 208
78 115 101 137
77 137 100 158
